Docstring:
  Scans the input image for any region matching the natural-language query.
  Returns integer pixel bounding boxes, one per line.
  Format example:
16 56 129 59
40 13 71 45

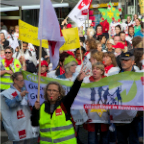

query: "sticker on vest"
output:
18 130 26 139
16 64 20 68
17 110 25 119
11 91 18 98
56 108 62 116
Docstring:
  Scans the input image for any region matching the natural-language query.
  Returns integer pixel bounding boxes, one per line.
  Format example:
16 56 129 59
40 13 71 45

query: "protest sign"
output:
19 20 48 48
60 27 80 50
23 71 144 124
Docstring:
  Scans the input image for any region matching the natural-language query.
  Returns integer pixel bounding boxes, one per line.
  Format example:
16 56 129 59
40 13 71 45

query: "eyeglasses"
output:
107 43 112 45
5 52 12 54
71 64 77 67
47 89 59 93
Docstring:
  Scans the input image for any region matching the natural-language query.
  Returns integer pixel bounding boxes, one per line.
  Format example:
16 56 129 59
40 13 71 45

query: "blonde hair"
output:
44 81 65 103
91 50 103 63
87 27 95 38
92 62 105 75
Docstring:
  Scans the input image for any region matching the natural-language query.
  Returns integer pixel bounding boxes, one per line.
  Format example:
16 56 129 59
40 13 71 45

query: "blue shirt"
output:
134 30 144 38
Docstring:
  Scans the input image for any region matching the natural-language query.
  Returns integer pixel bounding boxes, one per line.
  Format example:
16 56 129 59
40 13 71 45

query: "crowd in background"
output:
0 13 144 144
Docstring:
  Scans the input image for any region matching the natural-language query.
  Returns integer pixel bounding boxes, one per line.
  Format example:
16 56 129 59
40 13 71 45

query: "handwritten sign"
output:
19 20 48 48
60 27 80 50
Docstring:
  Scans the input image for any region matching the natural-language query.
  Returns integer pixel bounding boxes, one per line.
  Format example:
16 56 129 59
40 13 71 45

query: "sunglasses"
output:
5 52 12 54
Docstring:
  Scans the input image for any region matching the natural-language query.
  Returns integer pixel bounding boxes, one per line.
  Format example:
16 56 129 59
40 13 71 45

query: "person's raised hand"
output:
20 91 29 97
77 65 90 81
34 100 40 110
6 70 13 75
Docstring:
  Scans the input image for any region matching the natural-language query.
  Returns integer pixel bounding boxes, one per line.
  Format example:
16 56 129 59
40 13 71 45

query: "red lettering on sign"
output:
18 130 26 139
56 108 62 116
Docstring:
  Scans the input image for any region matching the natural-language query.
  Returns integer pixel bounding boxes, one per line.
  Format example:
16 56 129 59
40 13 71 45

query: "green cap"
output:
64 55 78 66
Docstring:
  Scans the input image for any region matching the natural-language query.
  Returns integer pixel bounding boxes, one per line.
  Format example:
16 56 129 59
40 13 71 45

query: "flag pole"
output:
80 47 83 66
37 40 42 101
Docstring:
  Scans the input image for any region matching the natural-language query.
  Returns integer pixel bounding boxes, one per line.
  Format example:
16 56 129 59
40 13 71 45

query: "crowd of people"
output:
0 13 144 144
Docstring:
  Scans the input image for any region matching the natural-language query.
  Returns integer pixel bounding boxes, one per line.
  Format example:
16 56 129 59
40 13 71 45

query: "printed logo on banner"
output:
141 77 144 85
18 130 26 139
17 110 25 119
56 108 62 116
11 91 18 98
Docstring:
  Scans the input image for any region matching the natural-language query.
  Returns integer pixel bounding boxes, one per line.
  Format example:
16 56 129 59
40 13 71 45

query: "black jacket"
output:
31 78 82 126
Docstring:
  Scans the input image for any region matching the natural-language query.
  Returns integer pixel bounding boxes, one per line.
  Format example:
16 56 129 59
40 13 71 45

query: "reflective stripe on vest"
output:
0 59 21 90
40 124 73 132
40 134 75 143
39 104 77 144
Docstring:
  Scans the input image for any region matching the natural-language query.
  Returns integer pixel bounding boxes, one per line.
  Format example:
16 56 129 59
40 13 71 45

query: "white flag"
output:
68 0 92 27
38 0 65 70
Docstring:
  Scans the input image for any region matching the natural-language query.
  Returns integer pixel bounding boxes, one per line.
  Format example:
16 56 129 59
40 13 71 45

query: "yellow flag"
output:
19 20 48 48
60 27 80 50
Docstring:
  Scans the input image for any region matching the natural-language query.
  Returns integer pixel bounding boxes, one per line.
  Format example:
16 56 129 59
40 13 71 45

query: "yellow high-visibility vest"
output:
39 103 77 144
0 59 21 90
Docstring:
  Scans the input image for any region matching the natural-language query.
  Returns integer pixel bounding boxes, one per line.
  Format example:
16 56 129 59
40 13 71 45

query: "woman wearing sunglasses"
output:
0 46 26 92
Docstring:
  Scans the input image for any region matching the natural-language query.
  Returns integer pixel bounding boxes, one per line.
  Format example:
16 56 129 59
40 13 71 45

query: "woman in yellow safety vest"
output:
31 66 90 144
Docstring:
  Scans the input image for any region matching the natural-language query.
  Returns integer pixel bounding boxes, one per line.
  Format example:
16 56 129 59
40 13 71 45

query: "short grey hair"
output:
64 61 77 73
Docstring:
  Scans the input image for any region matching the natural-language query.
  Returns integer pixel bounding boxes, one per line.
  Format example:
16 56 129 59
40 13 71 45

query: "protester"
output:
112 51 140 144
113 34 121 45
57 55 78 81
48 52 70 78
7 27 19 50
0 32 9 48
97 34 106 51
37 60 49 77
1 72 36 144
134 48 144 70
96 42 102 52
134 22 144 37
115 25 121 35
110 20 121 38
90 49 103 64
100 20 109 39
31 67 89 144
0 44 5 59
13 42 37 66
113 42 125 57
93 24 103 39
85 38 97 59
0 22 7 30
105 39 115 53
86 27 95 39
103 52 120 76
83 62 109 144
119 31 132 50
75 47 86 65
126 25 134 44
134 18 141 33
0 47 26 92
14 25 19 39
125 16 133 26
132 36 143 48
